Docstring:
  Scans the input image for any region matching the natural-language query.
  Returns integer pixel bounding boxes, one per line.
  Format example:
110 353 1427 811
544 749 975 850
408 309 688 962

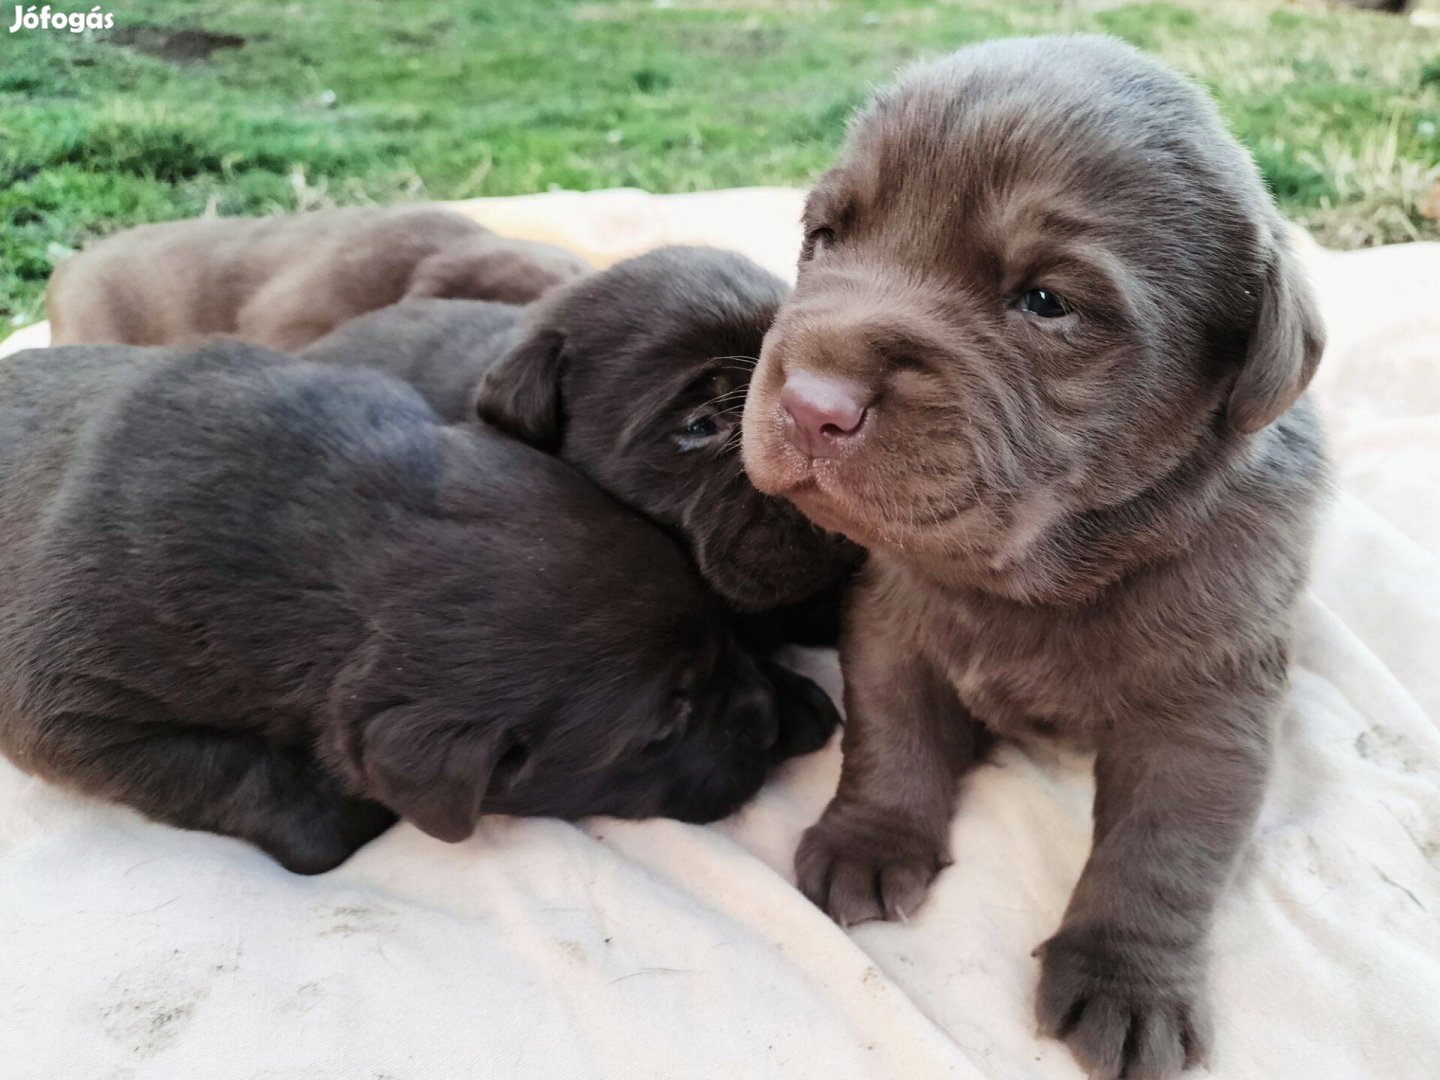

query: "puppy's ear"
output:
473 328 565 451
360 706 506 843
1227 227 1325 434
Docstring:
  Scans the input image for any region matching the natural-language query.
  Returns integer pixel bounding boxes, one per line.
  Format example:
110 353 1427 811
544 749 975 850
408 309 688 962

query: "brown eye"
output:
1019 288 1068 318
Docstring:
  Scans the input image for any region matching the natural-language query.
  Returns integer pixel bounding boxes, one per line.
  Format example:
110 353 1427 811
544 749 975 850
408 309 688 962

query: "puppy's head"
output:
475 246 862 611
346 512 823 843
406 235 592 306
741 36 1324 596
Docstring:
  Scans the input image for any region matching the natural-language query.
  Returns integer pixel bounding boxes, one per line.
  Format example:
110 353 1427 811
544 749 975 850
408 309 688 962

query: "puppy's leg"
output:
1036 700 1274 1080
22 699 394 874
795 596 982 924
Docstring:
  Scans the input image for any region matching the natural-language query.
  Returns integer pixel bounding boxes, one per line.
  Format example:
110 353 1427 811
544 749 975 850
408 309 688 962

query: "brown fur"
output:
45 206 590 351
298 248 864 621
741 37 1328 1079
0 342 839 873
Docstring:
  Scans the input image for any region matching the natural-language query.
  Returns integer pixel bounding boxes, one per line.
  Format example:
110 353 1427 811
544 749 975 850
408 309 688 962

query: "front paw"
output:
1036 929 1212 1080
265 780 398 876
795 802 950 925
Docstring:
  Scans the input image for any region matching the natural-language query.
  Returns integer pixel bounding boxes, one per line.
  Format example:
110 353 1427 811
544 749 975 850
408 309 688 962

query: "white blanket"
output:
2 189 1437 1080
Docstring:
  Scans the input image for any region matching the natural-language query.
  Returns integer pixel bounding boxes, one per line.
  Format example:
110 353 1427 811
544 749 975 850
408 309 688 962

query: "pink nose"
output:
780 371 868 459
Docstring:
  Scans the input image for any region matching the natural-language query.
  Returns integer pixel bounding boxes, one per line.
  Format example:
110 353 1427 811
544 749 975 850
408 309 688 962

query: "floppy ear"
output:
473 328 565 451
1227 228 1326 434
360 706 506 843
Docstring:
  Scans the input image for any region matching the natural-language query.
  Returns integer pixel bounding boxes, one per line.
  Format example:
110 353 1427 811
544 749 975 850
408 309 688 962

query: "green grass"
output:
2 0 1438 324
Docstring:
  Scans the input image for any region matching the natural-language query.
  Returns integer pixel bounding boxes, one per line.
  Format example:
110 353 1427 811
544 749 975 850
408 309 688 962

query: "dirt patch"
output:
105 27 245 64
90 955 214 1060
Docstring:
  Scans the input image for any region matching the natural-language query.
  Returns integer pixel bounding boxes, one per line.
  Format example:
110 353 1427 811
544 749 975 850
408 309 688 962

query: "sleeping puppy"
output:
303 247 864 619
45 206 590 350
0 341 837 874
741 37 1327 1079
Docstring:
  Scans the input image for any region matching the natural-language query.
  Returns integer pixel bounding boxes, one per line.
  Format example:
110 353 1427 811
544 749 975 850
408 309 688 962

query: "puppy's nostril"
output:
819 412 866 440
780 371 869 460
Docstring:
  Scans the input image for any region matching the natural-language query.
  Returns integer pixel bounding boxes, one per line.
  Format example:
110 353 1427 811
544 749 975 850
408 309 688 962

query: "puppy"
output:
303 247 864 618
741 37 1327 1079
45 206 590 350
0 342 837 874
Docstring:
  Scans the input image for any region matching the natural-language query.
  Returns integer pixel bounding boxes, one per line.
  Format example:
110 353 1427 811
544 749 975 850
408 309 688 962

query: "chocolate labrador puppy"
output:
0 342 837 874
741 37 1327 1079
45 206 590 350
303 247 863 619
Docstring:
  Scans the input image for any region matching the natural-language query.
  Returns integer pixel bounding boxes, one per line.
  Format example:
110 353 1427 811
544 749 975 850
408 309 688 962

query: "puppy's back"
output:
0 343 440 712
301 299 522 423
0 341 708 726
46 217 266 345
45 207 486 348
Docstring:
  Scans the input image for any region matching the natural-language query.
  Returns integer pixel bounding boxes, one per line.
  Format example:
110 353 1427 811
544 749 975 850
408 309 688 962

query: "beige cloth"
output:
1 189 1437 1080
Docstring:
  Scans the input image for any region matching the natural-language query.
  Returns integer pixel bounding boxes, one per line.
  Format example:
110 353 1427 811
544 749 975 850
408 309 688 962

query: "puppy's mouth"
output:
797 479 979 548
741 386 989 553
746 444 978 552
783 479 876 539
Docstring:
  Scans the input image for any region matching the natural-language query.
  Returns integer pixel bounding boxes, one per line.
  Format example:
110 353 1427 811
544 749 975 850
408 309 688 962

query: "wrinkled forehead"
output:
813 60 1254 291
565 300 765 405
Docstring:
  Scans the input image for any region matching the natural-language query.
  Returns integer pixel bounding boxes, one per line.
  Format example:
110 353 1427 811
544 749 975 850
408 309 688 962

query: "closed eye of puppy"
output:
303 247 864 619
0 342 837 875
741 36 1327 1080
45 206 590 351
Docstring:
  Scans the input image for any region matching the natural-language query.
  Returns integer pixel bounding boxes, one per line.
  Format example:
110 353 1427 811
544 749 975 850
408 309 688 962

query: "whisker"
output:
693 386 751 411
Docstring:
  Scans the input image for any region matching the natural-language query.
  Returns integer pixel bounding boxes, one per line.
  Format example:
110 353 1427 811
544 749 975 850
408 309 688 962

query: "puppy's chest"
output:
921 598 1124 742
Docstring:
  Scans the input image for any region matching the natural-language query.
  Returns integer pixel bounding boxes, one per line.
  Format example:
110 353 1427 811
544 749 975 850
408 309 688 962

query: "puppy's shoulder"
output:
1129 400 1329 640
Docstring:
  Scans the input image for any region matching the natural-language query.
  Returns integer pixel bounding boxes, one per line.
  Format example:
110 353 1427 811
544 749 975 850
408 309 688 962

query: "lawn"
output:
2 0 1437 324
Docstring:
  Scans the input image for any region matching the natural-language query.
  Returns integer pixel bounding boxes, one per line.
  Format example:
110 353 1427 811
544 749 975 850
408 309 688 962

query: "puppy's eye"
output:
804 226 835 259
1018 288 1069 318
674 411 729 453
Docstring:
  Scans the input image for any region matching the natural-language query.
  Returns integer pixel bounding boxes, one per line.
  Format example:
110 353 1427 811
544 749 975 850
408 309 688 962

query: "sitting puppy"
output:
740 37 1327 1079
303 247 864 618
0 342 837 874
45 206 590 350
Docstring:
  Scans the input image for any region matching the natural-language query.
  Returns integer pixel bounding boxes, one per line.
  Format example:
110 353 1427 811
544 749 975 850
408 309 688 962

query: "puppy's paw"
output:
266 792 398 876
765 662 841 761
1036 929 1212 1080
795 802 949 925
